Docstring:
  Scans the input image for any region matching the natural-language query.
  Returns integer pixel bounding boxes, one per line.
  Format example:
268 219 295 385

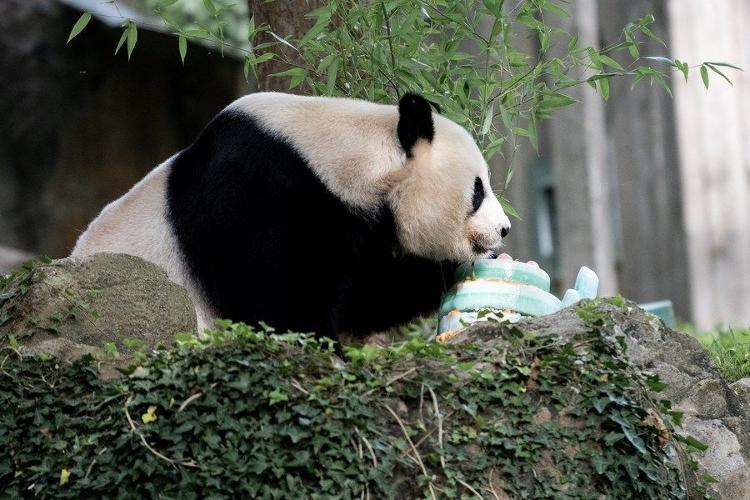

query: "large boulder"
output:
453 301 750 499
0 253 196 361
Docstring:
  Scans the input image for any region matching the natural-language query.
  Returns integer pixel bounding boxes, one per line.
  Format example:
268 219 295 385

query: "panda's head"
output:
388 93 511 262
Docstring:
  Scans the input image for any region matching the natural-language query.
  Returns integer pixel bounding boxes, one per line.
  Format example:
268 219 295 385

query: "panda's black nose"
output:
501 226 510 238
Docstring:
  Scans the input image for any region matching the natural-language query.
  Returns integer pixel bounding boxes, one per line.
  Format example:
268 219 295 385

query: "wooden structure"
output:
668 0 750 328
504 0 749 329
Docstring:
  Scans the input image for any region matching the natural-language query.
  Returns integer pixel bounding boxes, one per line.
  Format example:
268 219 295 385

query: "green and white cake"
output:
437 256 599 340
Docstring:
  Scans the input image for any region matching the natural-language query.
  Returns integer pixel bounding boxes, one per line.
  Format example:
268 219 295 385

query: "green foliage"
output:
695 326 750 383
114 20 139 61
65 0 249 62
242 1 719 172
147 0 251 59
1 303 713 498
66 1 737 190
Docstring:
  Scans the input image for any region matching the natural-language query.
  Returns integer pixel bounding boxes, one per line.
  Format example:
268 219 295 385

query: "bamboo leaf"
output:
67 12 92 44
203 0 217 16
126 22 138 61
480 102 494 136
676 59 689 82
504 167 514 189
542 2 569 18
325 57 339 95
599 54 623 71
700 65 709 89
498 196 520 219
498 103 512 131
599 77 610 101
704 61 743 71
527 119 538 152
270 68 307 90
654 74 673 98
706 64 733 86
243 55 252 80
300 6 332 50
642 56 674 66
624 32 639 58
178 35 187 65
269 31 299 52
255 52 274 64
640 25 665 47
115 26 128 55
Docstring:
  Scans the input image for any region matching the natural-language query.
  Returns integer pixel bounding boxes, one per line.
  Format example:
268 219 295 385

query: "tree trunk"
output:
248 0 324 92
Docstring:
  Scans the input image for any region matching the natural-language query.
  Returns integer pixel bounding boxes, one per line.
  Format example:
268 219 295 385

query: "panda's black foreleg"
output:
339 256 456 339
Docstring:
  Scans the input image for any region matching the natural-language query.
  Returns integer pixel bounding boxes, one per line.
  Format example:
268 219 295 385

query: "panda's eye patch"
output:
470 176 485 214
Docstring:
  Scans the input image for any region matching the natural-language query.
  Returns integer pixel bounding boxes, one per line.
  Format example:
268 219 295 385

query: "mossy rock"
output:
0 253 196 361
3 299 740 498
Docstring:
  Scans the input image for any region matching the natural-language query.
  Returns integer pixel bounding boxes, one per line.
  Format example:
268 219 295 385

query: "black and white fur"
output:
72 92 511 340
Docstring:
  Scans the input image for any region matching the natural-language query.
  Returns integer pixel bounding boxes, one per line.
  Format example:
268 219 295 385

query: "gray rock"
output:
719 468 750 500
1 253 196 360
731 378 750 410
682 379 728 419
685 417 745 481
458 301 750 499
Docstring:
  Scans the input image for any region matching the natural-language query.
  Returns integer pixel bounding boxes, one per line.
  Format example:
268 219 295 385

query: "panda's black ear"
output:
397 93 434 157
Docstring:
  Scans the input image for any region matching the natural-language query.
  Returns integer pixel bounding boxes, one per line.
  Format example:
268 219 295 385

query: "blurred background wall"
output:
0 0 747 330
501 0 749 330
667 0 750 331
0 0 251 257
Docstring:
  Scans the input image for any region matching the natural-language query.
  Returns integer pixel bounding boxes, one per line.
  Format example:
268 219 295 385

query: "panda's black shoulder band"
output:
397 92 434 157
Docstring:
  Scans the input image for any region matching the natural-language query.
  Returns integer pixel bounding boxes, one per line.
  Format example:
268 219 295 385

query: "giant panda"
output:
72 92 511 341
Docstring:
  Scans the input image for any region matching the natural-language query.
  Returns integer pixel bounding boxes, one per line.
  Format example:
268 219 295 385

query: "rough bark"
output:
248 0 324 92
